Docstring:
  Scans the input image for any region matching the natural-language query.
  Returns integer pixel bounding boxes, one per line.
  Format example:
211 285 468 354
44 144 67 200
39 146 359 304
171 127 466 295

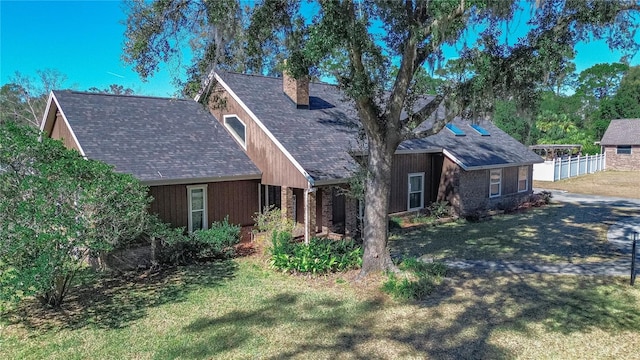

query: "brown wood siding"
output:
389 153 431 213
316 188 323 232
51 111 81 152
149 179 260 228
437 156 462 211
209 86 310 189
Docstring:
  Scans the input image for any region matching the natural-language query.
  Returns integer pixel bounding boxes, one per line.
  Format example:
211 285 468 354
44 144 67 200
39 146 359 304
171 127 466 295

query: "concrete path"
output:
437 190 640 276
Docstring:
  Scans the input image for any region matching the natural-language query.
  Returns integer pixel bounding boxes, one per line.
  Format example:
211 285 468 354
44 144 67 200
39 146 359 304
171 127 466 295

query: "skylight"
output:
470 124 490 136
445 123 466 136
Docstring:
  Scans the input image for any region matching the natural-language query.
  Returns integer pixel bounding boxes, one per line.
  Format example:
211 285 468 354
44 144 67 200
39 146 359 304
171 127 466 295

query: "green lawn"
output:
2 256 640 359
390 202 638 264
3 203 640 359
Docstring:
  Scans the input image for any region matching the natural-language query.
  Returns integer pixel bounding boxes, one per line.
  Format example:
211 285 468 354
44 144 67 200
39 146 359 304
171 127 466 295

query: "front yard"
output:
390 202 638 264
3 200 640 359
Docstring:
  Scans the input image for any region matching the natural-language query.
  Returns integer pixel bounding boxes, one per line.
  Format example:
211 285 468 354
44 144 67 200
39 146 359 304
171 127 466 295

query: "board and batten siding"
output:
149 179 260 229
50 111 81 152
208 86 310 189
389 153 432 213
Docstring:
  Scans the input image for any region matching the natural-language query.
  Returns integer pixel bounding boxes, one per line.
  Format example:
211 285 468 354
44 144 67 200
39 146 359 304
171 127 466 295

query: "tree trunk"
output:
358 138 397 277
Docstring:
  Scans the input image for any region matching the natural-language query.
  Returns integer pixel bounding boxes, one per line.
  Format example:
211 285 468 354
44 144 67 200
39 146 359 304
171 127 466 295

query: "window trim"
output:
407 172 425 211
517 166 529 193
223 114 247 149
616 145 632 155
489 169 502 198
187 185 208 233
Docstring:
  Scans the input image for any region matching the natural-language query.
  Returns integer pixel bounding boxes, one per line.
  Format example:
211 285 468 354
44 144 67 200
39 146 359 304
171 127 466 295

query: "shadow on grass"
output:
2 260 237 331
390 203 639 263
155 268 640 359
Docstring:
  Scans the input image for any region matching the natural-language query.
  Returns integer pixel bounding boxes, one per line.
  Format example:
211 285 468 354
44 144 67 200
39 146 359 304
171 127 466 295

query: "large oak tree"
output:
124 0 640 276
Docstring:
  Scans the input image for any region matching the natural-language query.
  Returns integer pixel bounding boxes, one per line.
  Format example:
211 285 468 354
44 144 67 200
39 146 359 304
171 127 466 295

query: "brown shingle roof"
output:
600 119 640 145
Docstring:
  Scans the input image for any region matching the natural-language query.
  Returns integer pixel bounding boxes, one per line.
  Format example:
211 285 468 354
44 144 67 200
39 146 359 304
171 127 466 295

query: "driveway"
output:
440 189 640 276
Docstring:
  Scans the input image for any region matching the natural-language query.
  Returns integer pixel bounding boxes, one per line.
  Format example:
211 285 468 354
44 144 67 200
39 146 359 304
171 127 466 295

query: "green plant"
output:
0 122 151 308
269 231 363 274
253 205 295 235
191 216 241 259
382 258 447 300
388 216 402 230
147 216 240 265
428 201 450 219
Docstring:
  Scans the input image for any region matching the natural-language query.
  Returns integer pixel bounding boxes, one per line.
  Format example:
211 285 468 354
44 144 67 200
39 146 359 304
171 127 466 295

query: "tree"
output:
123 0 640 276
87 84 135 95
0 69 67 128
0 123 151 308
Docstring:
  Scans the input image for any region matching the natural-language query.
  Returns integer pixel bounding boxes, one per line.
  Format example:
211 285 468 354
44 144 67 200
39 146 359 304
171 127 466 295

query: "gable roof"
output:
600 119 640 146
42 90 261 185
217 71 542 179
216 72 361 183
400 119 543 170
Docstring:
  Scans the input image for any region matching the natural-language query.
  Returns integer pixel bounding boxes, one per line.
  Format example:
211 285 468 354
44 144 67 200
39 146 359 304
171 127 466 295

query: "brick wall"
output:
604 146 640 171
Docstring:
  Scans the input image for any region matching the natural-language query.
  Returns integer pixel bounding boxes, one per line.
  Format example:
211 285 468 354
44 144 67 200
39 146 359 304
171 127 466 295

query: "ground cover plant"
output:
269 231 363 274
2 257 640 359
534 171 640 199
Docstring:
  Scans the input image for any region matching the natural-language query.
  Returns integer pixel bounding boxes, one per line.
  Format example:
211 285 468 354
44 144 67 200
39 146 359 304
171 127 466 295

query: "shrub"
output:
191 216 240 260
382 258 447 300
253 206 295 245
269 231 363 274
428 201 451 219
147 215 240 265
388 216 402 230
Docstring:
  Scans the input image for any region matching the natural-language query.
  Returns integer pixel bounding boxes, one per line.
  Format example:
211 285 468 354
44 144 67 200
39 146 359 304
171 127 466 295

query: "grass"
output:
389 202 638 264
533 170 640 199
2 258 640 359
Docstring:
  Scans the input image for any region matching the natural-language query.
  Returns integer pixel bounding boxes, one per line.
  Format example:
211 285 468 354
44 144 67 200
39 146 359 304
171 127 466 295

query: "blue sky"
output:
1 1 639 97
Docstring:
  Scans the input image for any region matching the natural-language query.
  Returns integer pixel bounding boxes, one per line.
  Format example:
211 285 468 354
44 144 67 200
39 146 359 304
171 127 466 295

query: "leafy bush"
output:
147 215 240 265
253 206 295 238
191 216 240 259
428 201 451 218
269 231 363 274
382 258 447 300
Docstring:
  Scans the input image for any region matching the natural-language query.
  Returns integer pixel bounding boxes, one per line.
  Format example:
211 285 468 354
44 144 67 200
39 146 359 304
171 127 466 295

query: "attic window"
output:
224 115 246 148
445 123 465 136
470 124 490 136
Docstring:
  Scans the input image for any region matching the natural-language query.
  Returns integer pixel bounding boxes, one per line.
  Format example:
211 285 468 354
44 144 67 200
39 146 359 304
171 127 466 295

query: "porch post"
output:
304 189 317 244
281 186 294 221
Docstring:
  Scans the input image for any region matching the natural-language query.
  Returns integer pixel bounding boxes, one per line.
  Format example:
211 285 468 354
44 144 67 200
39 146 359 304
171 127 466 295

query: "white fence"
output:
532 153 606 182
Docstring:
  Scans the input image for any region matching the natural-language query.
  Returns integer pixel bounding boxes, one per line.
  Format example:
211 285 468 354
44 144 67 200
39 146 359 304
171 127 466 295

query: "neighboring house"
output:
40 91 262 238
206 71 543 240
600 119 640 171
41 73 542 243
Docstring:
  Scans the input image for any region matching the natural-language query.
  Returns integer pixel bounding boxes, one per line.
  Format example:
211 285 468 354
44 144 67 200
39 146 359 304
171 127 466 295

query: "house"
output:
40 91 262 239
600 119 640 171
41 72 542 243
205 71 543 239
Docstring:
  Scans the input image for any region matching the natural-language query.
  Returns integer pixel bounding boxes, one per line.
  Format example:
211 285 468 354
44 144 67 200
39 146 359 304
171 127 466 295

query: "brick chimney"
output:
283 61 309 109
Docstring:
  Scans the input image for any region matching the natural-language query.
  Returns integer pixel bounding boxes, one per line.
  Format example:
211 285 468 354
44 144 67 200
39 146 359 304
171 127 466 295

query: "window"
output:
445 123 465 136
617 145 632 155
518 166 528 192
489 169 502 198
470 124 490 136
408 173 425 211
188 185 208 233
224 115 246 148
